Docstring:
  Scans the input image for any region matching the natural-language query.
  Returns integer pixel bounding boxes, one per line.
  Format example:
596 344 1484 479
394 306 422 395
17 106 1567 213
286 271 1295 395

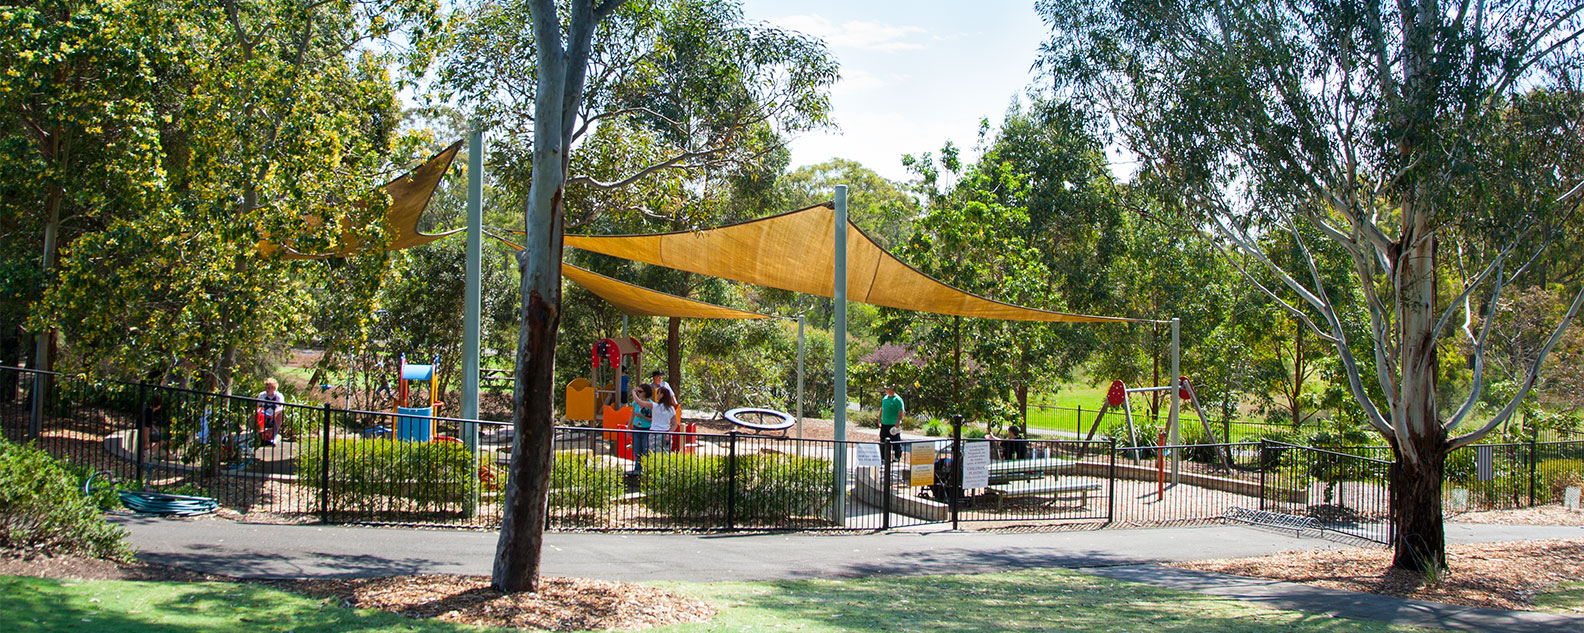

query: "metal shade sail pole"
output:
797 314 805 440
462 121 484 450
832 185 849 524
1169 317 1180 485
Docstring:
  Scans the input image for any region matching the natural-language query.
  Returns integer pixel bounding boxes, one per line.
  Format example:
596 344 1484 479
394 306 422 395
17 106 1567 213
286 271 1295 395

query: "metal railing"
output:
3 365 1578 542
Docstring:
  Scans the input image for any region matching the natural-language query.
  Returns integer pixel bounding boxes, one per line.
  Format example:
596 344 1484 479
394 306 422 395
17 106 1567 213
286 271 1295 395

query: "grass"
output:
0 575 498 632
2 568 1444 633
1533 580 1584 615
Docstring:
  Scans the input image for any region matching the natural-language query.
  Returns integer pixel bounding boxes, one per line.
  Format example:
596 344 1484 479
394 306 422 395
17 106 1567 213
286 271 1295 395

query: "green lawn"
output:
3 568 1446 633
1533 580 1584 615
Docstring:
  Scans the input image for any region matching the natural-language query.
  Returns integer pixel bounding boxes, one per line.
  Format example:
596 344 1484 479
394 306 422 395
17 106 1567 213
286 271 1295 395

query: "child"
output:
258 378 287 446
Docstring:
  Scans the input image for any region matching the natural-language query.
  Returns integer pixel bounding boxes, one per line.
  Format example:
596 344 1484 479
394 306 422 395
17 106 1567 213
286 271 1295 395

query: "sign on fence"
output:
910 444 936 486
854 443 883 467
960 441 990 490
1476 445 1494 481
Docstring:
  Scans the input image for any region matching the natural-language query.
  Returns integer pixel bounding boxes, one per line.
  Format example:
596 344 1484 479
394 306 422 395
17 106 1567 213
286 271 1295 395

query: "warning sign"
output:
910 443 936 486
960 441 990 490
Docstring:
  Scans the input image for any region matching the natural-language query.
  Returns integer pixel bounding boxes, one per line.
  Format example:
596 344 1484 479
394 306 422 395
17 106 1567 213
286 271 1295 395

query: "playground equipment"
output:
566 337 642 424
395 354 443 442
592 337 641 409
725 407 795 435
1075 377 1230 469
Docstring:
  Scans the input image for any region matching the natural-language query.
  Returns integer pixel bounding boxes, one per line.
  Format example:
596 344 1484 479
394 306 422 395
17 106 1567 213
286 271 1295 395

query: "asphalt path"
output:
113 516 1582 583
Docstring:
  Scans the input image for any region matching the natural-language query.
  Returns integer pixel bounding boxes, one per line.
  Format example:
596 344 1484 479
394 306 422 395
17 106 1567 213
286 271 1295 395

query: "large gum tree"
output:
1039 0 1584 570
439 0 835 592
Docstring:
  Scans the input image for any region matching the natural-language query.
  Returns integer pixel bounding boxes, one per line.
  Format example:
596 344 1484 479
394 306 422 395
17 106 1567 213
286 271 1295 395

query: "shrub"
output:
297 438 478 516
640 453 832 522
0 439 129 559
1178 423 1227 465
549 453 623 511
923 419 945 437
848 409 879 429
1535 458 1583 504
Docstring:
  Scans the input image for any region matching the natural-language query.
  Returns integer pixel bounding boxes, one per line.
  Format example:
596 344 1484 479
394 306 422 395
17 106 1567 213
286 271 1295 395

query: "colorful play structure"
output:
395 354 443 442
564 336 698 458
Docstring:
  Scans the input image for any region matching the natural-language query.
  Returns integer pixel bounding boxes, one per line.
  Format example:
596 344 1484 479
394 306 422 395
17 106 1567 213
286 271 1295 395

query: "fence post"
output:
950 414 963 531
1076 405 1082 437
726 432 738 530
1528 436 1538 507
1107 437 1116 524
320 403 331 523
882 439 892 531
28 371 46 440
135 382 147 484
1258 440 1268 511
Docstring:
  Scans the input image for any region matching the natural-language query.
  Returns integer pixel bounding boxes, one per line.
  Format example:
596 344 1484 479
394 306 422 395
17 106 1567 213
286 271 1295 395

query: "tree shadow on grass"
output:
0 575 504 632
720 569 1411 633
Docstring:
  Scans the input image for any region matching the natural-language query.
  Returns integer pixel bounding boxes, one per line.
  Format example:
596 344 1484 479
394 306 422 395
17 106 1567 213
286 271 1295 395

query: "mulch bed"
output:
267 575 714 632
1173 538 1584 612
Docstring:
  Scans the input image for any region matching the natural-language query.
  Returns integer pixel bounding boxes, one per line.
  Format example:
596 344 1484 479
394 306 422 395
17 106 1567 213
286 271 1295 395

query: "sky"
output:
738 1 1052 182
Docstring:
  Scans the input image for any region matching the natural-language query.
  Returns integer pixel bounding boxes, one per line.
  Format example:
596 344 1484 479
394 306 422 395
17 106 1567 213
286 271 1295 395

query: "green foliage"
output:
297 438 477 516
639 454 832 522
549 452 624 511
0 439 128 559
1535 459 1583 504
923 419 946 437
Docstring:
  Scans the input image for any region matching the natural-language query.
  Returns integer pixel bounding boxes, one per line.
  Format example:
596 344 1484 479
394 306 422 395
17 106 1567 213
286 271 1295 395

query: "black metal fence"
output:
3 366 1579 542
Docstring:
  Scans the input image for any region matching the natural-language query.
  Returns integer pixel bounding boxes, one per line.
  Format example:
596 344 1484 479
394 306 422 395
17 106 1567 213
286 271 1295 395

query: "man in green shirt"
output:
880 386 906 463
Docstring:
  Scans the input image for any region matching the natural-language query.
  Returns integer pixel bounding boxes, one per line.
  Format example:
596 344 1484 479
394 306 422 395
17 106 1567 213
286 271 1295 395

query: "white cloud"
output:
771 15 926 52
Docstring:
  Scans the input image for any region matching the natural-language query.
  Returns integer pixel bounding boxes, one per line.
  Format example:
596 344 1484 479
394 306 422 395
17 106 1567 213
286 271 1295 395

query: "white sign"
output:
1566 486 1582 511
960 441 990 490
910 443 936 486
855 443 883 468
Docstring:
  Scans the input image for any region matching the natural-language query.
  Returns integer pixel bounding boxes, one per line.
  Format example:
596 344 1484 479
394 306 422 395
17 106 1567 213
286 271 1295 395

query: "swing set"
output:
1074 376 1232 469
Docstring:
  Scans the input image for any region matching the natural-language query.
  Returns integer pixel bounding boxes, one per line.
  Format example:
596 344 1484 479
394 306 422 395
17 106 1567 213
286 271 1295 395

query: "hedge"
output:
640 453 832 522
549 453 623 511
297 438 477 515
0 438 129 559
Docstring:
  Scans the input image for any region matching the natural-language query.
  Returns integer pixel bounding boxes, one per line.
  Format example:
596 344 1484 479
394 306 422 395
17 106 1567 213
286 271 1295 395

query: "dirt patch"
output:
1448 505 1584 526
270 574 714 632
1174 538 1584 612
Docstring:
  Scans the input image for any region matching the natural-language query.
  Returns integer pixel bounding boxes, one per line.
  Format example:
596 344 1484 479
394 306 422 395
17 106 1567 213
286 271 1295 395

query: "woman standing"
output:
649 386 678 454
629 384 655 474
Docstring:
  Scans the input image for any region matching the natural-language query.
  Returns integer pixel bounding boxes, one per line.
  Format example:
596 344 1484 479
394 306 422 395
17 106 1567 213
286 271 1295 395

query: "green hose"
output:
84 471 220 517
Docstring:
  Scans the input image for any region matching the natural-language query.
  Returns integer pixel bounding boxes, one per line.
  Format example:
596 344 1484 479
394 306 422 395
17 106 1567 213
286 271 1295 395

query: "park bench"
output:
987 457 1074 484
985 476 1101 510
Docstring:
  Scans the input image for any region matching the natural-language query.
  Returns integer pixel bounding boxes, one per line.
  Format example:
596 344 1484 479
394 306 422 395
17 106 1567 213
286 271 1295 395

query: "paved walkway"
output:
116 517 1583 631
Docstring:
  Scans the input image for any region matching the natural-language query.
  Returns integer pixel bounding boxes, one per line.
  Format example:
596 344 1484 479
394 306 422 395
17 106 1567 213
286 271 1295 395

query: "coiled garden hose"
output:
84 471 220 517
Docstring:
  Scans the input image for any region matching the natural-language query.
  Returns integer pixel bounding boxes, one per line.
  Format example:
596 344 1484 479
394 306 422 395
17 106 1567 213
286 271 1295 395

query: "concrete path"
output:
115 517 1583 630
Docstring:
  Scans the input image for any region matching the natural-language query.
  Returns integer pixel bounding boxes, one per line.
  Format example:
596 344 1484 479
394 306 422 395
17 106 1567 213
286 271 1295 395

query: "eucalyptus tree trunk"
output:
494 0 623 594
667 316 681 398
1389 212 1448 570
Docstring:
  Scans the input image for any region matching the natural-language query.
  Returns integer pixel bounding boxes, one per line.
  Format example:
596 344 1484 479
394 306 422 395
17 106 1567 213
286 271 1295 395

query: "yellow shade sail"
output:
561 263 771 320
565 204 1133 323
492 232 772 320
261 141 464 259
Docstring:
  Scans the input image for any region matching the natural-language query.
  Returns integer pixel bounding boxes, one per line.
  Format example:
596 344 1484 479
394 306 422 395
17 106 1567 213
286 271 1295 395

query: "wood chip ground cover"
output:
270 574 715 632
1175 538 1584 613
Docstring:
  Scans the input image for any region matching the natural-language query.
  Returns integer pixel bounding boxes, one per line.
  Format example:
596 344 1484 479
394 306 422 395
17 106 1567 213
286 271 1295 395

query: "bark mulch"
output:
267 575 715 632
1173 538 1584 612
